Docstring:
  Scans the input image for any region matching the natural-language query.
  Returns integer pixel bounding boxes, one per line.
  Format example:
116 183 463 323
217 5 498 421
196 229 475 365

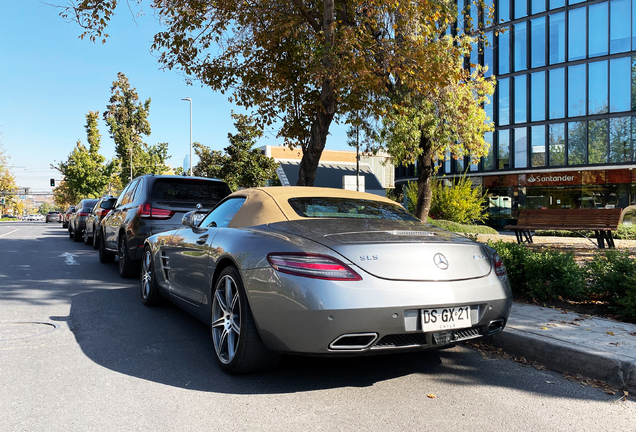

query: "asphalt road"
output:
1 221 635 432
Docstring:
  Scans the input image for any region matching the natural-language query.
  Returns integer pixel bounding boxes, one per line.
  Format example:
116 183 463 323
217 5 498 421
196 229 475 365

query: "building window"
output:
484 132 495 170
484 31 494 77
514 22 528 71
515 127 528 167
610 0 631 54
610 57 631 113
568 121 587 165
531 71 546 121
549 123 565 165
589 119 609 163
531 17 546 68
610 117 632 162
532 0 545 14
499 0 510 22
499 27 510 74
568 64 586 117
515 0 528 18
549 12 565 64
499 130 510 169
515 75 527 123
550 0 565 9
570 0 585 5
531 125 546 166
589 2 609 58
499 78 510 125
549 67 565 119
589 60 608 115
568 7 586 61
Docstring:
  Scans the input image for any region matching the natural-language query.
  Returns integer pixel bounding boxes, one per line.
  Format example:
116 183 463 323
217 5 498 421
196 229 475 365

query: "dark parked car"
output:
45 211 61 223
99 174 231 277
62 206 75 228
68 198 99 242
83 196 118 248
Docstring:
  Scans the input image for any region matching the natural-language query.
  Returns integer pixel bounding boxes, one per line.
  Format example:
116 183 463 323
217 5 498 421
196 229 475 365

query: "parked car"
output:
83 196 118 248
62 206 75 228
140 187 513 374
68 198 99 242
99 174 231 277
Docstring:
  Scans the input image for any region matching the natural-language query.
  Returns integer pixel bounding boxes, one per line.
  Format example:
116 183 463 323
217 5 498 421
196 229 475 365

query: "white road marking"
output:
57 252 80 266
0 228 20 238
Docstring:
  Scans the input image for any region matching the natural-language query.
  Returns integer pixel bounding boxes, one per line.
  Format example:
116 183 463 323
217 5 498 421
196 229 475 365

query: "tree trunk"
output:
415 132 433 221
297 0 335 186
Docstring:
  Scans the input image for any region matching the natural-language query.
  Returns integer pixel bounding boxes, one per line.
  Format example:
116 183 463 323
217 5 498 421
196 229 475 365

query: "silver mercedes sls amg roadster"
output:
140 187 512 374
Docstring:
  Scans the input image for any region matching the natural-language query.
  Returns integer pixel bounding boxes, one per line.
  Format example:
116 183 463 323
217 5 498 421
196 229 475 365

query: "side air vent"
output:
160 252 170 281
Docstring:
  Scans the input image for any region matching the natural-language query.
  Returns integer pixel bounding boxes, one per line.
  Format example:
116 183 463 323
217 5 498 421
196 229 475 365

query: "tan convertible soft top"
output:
227 186 403 228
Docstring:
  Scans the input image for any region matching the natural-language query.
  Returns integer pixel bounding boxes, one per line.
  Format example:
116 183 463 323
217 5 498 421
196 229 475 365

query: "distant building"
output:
260 145 394 196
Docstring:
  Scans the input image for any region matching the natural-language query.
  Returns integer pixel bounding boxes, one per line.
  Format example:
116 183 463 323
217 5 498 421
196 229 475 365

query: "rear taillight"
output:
493 252 507 277
78 212 89 217
267 253 362 281
138 203 175 219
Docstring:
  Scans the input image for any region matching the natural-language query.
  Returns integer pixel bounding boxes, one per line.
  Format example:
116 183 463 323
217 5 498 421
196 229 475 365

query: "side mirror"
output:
181 211 198 228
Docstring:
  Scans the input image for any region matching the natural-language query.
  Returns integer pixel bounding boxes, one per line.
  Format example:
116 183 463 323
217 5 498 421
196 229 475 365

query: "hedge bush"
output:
428 219 498 235
486 240 636 320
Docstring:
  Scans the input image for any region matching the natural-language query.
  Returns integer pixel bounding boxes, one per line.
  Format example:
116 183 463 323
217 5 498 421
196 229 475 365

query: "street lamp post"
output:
182 97 193 176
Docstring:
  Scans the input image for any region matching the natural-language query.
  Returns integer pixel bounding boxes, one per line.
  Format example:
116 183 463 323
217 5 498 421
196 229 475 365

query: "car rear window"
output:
150 179 231 202
288 197 419 221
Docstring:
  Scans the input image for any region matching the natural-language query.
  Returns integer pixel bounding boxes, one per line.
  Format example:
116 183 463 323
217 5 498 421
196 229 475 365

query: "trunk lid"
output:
268 219 492 281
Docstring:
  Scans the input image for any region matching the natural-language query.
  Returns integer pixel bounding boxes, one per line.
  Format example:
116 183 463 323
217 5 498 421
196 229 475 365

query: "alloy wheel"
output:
212 275 242 364
141 249 152 300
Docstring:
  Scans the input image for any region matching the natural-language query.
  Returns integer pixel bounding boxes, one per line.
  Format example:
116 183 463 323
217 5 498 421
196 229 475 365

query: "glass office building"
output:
394 0 636 223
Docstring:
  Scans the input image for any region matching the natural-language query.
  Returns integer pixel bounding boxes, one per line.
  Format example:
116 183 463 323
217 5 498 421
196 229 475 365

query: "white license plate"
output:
421 306 471 332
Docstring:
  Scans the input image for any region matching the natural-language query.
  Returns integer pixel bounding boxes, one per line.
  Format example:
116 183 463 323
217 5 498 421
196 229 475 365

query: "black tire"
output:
118 236 139 278
211 266 280 374
83 227 91 245
73 227 83 242
140 246 162 306
92 226 100 250
98 231 116 263
68 225 74 239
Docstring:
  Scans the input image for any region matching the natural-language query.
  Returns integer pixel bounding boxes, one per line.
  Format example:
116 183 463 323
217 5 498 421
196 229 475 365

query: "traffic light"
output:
50 178 55 187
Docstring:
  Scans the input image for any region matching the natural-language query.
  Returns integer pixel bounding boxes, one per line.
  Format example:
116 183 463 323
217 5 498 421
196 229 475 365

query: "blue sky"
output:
0 2 349 192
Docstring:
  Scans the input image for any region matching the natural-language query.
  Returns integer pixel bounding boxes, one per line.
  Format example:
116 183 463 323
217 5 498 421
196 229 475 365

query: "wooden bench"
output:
503 209 623 249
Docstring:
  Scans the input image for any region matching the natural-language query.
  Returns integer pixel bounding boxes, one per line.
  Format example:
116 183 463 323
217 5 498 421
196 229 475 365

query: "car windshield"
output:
288 197 419 221
150 179 231 202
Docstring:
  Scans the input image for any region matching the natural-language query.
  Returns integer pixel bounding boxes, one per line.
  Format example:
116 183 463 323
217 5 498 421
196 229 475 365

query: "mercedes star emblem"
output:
433 253 449 270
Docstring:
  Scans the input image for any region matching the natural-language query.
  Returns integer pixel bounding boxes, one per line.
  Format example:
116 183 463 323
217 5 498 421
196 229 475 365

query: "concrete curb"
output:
490 327 636 393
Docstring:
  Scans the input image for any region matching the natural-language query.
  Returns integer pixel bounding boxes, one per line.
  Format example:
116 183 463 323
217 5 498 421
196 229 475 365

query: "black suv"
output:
99 174 231 277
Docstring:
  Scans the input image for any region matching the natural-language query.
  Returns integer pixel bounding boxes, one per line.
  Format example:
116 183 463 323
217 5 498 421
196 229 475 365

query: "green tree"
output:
103 72 170 184
53 111 115 204
193 113 279 191
58 0 488 191
429 174 488 224
0 139 18 210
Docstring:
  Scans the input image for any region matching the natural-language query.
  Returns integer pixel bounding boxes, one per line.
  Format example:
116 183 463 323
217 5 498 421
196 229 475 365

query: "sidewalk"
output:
491 302 636 393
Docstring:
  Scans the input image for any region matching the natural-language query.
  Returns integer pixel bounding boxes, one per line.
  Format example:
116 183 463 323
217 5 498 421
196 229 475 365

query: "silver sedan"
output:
141 187 512 374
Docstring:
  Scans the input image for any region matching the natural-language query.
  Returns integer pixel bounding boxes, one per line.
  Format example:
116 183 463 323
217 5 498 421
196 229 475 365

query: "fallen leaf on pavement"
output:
629 332 636 336
540 327 549 330
607 332 615 336
427 394 436 399
609 342 620 346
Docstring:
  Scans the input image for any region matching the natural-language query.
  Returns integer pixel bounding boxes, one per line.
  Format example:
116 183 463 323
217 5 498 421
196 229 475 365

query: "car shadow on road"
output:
64 286 620 402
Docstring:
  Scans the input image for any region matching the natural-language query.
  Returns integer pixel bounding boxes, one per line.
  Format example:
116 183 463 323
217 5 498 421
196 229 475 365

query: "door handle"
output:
196 235 209 245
